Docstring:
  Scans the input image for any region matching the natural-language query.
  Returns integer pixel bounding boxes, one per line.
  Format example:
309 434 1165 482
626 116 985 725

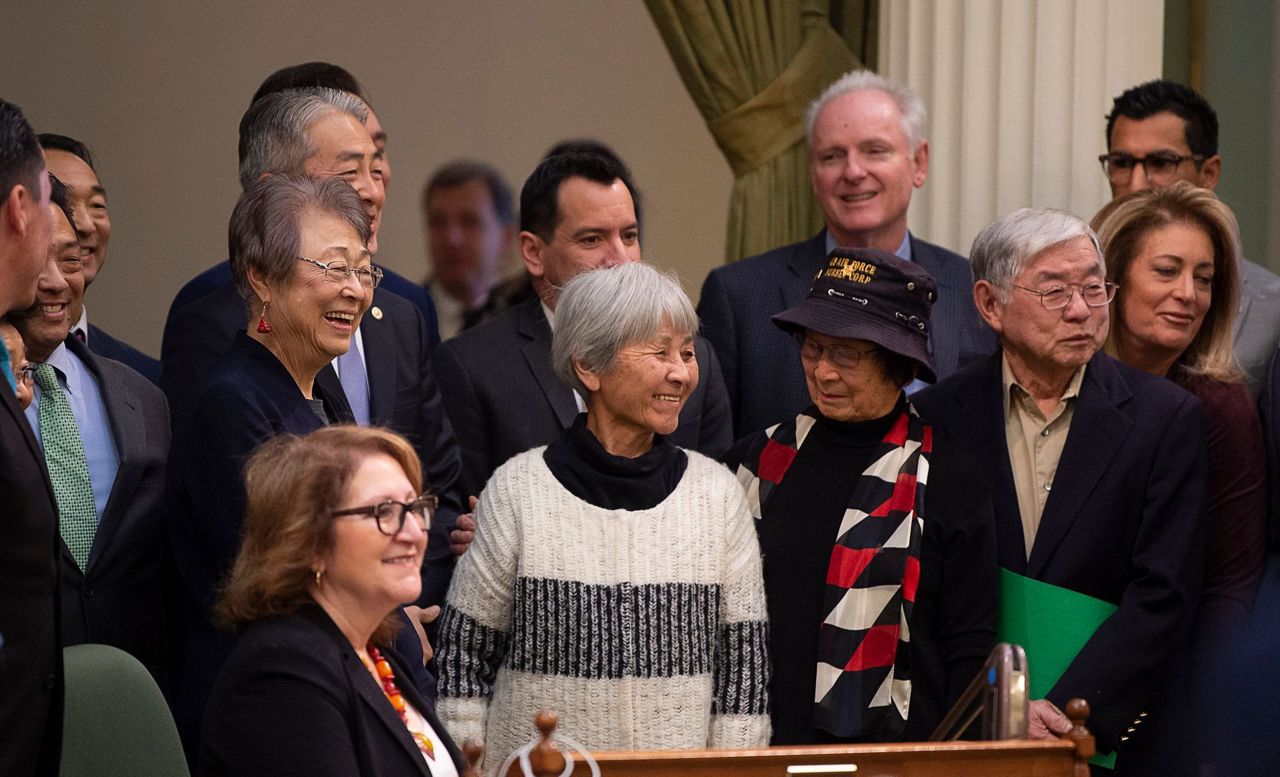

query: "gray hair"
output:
228 175 372 311
237 87 368 191
970 208 1104 294
552 263 699 397
805 69 927 151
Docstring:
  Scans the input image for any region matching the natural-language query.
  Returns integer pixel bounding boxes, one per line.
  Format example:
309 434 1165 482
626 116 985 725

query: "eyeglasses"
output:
797 335 877 369
297 257 383 289
331 494 437 536
15 363 36 387
1097 152 1206 184
1011 281 1118 310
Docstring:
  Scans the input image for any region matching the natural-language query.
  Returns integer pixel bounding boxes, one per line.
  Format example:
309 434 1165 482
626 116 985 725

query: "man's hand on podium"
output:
1027 699 1072 740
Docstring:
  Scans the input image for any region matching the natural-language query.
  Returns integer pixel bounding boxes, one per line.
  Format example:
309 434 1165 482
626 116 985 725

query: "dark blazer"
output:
200 604 464 777
60 337 172 679
698 231 996 438
0 378 62 776
160 279 465 607
1262 346 1280 552
166 260 440 352
166 332 355 748
913 351 1206 754
434 296 735 498
87 322 161 385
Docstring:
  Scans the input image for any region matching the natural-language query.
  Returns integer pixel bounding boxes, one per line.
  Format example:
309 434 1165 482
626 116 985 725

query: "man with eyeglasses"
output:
915 208 1205 774
1102 79 1280 396
160 83 467 612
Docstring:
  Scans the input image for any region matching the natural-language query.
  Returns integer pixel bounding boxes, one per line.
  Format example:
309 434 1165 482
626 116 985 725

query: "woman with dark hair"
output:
725 247 998 744
201 425 464 777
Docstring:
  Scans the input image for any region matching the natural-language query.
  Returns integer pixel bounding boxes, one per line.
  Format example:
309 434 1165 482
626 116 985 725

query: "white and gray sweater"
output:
437 447 770 772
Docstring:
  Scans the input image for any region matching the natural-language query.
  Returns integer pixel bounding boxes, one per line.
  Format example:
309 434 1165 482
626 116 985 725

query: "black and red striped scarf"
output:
735 404 931 739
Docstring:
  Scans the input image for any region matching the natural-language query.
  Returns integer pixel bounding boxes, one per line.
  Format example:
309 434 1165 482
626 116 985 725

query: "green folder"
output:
998 568 1119 769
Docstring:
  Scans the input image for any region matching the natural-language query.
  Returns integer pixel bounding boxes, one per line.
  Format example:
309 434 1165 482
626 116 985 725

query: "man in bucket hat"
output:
725 247 998 745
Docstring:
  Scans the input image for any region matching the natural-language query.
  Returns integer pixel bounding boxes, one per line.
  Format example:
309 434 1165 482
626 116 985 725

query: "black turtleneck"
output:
543 413 688 510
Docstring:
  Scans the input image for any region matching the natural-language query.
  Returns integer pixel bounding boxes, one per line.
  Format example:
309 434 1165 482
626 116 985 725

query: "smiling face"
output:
1114 221 1214 374
800 332 901 422
579 320 698 449
303 112 385 254
320 453 426 617
979 236 1109 386
809 88 928 252
14 203 82 362
256 208 371 373
44 149 111 286
520 176 640 309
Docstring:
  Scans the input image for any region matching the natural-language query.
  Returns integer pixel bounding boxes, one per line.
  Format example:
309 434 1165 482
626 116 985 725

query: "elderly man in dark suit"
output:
0 98 63 777
13 181 171 681
699 69 995 438
39 133 162 384
434 150 733 500
160 86 464 607
914 207 1205 773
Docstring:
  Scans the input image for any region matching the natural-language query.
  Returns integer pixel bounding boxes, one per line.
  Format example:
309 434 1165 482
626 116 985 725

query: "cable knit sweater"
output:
437 447 770 773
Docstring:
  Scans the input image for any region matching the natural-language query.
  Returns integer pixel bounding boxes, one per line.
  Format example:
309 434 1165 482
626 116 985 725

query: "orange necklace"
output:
366 645 436 761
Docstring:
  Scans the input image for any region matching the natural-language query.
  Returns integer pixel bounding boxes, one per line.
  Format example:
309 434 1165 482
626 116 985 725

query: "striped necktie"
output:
33 363 98 570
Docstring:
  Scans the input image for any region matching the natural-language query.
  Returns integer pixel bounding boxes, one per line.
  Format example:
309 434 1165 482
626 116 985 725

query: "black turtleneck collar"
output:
544 413 688 510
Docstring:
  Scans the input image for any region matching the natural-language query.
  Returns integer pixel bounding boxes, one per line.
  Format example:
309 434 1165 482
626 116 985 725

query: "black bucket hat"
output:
771 247 938 382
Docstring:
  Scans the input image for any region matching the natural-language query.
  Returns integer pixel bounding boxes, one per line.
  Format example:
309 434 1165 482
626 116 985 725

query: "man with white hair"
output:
699 69 994 437
914 207 1205 773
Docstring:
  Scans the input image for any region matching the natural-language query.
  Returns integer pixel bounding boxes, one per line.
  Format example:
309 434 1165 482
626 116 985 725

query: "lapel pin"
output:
370 306 383 320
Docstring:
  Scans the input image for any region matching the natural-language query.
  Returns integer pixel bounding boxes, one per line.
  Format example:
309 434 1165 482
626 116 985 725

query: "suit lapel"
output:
781 232 828 311
518 300 577 429
910 237 960 376
1026 355 1132 577
358 293 397 424
68 338 142 573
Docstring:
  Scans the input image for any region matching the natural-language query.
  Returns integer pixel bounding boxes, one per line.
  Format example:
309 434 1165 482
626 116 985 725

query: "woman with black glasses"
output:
201 426 465 777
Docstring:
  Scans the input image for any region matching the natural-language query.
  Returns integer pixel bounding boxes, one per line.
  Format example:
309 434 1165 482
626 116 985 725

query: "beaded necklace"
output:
365 645 436 761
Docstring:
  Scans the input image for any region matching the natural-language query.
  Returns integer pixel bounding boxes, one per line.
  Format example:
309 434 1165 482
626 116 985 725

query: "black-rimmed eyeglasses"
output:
331 495 437 536
297 256 384 289
15 363 36 388
1012 282 1117 310
1097 152 1206 184
795 334 877 369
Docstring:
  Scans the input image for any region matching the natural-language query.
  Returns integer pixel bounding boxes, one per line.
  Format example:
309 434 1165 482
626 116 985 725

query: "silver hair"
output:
970 207 1104 293
551 263 699 397
228 175 372 313
804 69 927 151
237 87 367 191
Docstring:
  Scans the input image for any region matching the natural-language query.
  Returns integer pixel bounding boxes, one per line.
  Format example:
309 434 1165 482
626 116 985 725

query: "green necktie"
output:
34 363 98 570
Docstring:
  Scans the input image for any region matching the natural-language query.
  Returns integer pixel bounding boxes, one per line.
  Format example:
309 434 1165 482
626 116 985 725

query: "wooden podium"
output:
488 702 1096 777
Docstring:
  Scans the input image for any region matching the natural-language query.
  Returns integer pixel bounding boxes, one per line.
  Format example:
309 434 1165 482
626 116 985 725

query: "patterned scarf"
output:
736 404 931 739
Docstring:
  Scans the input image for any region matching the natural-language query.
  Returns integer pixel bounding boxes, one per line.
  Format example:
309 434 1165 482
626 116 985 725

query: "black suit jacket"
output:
200 605 464 777
0 375 62 776
87 322 161 385
434 296 734 498
160 280 464 606
60 337 171 679
698 231 996 437
913 352 1206 753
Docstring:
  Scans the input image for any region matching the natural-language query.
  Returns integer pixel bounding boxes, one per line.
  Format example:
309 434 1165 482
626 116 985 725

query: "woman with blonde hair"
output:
1092 181 1265 771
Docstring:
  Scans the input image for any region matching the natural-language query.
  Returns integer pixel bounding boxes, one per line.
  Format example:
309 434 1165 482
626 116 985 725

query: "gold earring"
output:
314 568 323 587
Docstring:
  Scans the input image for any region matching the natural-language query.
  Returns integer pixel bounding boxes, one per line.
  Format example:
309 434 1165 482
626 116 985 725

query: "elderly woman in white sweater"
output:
437 262 769 770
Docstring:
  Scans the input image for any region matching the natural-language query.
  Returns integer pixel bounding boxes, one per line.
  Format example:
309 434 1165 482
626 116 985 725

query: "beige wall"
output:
1 1 733 354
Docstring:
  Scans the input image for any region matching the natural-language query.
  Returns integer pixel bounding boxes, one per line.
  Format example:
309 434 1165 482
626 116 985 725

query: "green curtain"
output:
646 0 862 262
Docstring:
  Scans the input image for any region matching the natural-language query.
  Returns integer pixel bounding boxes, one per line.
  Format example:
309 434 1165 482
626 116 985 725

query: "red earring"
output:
256 301 273 334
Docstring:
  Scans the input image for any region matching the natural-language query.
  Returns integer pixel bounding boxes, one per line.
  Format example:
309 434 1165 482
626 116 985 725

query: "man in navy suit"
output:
699 70 995 438
0 98 62 777
160 86 464 607
914 208 1205 772
39 134 162 383
13 181 171 681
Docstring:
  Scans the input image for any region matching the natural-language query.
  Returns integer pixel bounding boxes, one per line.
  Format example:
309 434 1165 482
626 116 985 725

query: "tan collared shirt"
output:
1002 356 1086 559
